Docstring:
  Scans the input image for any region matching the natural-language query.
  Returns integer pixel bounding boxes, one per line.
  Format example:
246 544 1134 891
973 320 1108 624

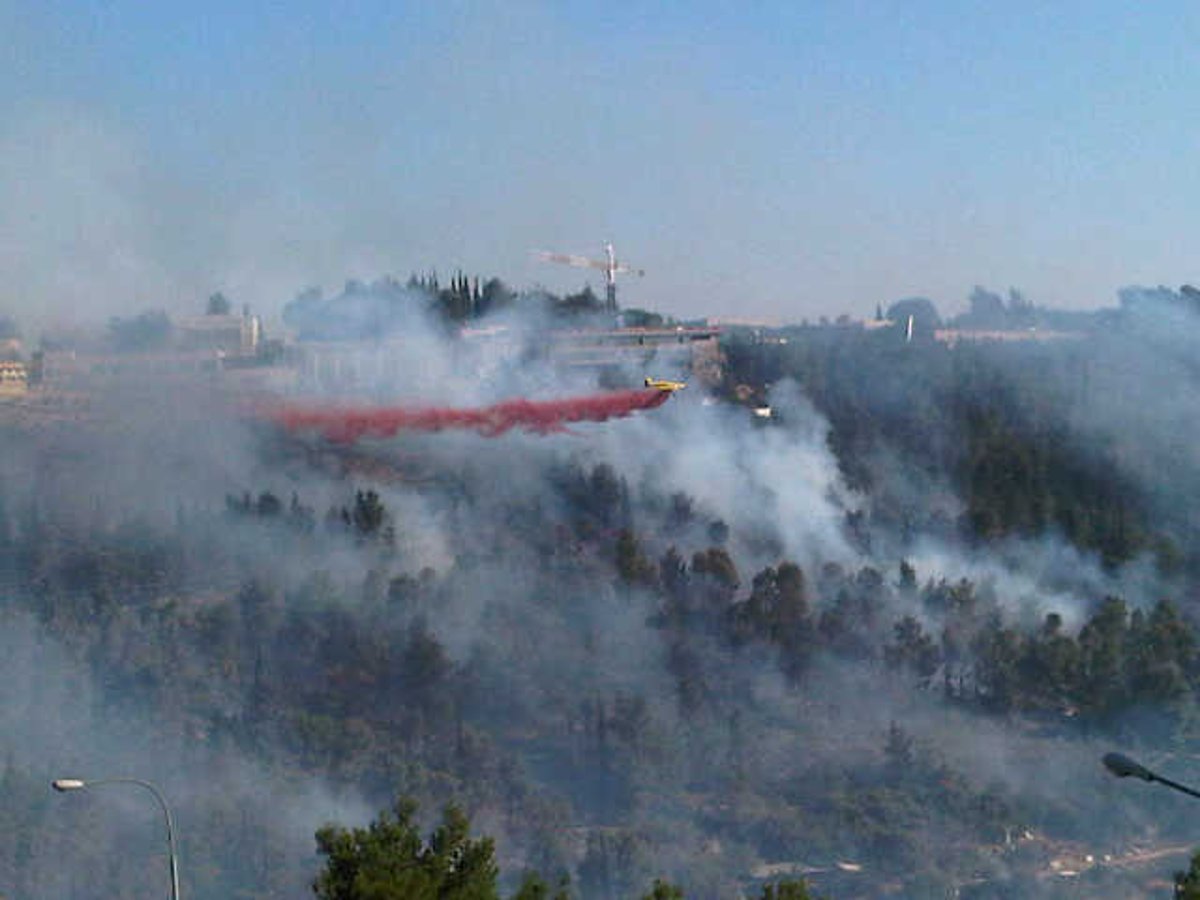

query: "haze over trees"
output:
4 279 1200 896
281 274 616 342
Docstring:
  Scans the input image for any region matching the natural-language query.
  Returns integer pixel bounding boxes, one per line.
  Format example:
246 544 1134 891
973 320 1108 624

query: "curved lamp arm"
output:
52 777 180 900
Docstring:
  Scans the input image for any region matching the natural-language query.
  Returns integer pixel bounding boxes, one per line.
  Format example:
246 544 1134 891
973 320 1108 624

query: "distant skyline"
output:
3 1 1199 329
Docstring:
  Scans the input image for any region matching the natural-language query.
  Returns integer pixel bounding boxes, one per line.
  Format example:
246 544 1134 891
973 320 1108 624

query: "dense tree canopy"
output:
8 283 1200 897
314 800 498 900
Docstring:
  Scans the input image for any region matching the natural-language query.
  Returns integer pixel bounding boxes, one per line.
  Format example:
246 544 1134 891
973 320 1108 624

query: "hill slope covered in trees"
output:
4 284 1200 897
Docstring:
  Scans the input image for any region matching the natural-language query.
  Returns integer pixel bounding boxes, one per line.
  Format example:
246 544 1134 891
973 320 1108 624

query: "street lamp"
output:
51 776 181 900
1102 752 1200 801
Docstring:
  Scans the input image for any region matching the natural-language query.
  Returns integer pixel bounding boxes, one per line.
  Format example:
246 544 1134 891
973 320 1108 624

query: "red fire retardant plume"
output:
267 388 671 442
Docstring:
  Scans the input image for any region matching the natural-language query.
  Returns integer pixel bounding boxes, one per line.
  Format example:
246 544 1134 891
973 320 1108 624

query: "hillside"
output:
4 288 1200 897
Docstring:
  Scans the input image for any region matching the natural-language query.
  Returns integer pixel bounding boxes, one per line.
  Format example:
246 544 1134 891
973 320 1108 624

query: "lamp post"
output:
1102 752 1200 801
52 776 181 900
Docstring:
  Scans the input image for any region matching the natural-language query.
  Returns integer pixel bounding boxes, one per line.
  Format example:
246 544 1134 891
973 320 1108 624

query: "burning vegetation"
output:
5 281 1200 897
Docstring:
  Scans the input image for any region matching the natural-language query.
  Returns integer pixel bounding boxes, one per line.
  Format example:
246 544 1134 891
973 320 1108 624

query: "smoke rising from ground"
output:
4 291 1200 897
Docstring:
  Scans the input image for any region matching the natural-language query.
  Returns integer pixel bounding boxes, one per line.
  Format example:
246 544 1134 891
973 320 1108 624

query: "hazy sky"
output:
3 1 1199 327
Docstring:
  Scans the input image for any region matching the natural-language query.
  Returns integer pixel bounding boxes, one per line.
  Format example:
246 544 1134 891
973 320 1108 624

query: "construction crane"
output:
535 242 644 313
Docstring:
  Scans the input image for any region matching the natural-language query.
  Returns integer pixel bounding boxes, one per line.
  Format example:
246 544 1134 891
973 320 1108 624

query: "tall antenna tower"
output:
535 241 644 312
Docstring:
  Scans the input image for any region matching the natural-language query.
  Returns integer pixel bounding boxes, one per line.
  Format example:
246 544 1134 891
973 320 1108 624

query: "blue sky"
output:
3 1 1200 326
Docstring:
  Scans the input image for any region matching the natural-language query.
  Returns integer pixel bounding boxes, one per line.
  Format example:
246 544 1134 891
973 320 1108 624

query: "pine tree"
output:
313 799 499 900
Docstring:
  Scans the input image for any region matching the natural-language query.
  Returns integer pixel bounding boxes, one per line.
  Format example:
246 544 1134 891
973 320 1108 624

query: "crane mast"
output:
535 241 644 312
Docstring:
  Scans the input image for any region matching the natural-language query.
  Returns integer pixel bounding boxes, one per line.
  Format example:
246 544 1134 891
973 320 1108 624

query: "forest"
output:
3 281 1200 897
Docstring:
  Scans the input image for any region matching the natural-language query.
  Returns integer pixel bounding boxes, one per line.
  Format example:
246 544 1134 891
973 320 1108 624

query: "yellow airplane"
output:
644 377 687 392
